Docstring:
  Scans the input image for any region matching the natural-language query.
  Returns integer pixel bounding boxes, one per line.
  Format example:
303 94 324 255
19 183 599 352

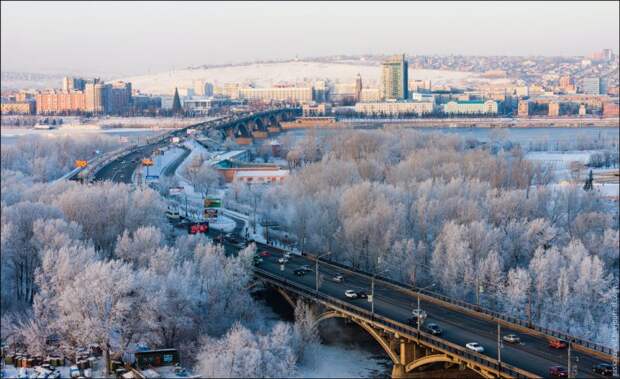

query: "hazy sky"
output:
2 1 618 76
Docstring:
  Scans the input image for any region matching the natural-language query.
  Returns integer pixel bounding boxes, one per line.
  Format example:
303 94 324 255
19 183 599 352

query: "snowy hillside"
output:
118 61 488 95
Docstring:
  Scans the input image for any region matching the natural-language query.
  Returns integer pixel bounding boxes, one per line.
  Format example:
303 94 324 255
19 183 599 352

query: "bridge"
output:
68 107 618 378
251 243 618 378
69 107 300 182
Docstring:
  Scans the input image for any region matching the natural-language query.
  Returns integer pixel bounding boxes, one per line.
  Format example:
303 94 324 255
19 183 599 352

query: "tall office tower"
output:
62 76 71 92
194 80 205 96
355 73 363 102
381 54 409 100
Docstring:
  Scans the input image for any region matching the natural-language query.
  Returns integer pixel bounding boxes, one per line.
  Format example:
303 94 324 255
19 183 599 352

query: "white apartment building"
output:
355 100 434 116
442 100 498 114
238 87 313 103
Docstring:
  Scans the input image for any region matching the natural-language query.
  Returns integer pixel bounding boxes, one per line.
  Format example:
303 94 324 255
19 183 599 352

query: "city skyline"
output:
1 1 619 76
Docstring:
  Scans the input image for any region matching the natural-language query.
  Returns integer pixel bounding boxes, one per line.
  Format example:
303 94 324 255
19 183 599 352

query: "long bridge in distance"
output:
85 108 618 378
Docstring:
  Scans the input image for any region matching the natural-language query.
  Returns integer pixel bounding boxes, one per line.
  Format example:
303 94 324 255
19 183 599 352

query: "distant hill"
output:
118 60 486 96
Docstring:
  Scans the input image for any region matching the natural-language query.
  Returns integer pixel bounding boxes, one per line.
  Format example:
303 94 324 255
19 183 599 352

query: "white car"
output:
502 334 521 344
345 290 358 298
411 309 428 319
466 342 485 353
284 252 291 258
278 257 289 264
333 274 344 283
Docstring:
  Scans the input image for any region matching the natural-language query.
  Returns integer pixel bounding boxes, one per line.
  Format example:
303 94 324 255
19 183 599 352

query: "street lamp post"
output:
497 321 502 372
315 252 332 293
416 283 435 335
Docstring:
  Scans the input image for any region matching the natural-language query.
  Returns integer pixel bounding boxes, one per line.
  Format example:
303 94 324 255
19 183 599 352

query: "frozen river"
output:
0 126 162 145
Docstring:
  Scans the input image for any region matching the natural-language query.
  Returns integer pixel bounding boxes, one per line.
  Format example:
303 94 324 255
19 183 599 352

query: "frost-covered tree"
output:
194 322 297 378
114 226 165 268
57 259 141 373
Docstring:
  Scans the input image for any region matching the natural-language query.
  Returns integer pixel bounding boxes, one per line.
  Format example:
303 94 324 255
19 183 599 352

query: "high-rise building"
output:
517 101 529 117
194 80 205 96
37 78 131 115
381 54 409 100
62 76 86 91
355 74 363 102
548 102 560 117
582 77 606 95
194 80 215 97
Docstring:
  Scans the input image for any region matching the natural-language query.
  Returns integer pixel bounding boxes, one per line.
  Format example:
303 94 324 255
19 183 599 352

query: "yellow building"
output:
548 102 560 117
1 101 35 115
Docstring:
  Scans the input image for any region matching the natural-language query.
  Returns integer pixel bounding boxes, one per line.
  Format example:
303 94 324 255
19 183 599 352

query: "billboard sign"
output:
188 222 209 235
204 198 222 209
75 160 88 168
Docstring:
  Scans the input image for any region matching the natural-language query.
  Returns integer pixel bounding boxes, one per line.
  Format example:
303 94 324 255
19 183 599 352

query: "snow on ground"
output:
139 146 186 179
525 151 593 167
295 343 389 378
118 61 486 95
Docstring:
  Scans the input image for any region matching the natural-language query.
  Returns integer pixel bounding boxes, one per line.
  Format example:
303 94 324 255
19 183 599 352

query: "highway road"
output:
93 142 166 183
253 246 614 378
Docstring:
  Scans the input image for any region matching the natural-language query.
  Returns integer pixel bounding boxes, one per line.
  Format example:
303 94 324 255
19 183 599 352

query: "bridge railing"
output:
299 253 619 359
253 267 536 379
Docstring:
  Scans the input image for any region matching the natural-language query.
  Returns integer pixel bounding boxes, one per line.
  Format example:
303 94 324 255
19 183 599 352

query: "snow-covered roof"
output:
234 170 289 178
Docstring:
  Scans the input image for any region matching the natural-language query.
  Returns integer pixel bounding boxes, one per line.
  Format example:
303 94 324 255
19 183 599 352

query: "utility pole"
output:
568 339 572 379
185 193 189 218
476 275 480 307
527 285 532 327
315 252 331 293
497 321 502 372
371 275 375 316
417 294 421 335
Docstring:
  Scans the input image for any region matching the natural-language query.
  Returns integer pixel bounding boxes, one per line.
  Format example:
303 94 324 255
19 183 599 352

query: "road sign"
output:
142 158 154 166
367 294 373 303
204 198 222 209
75 160 88 168
204 209 218 219
145 175 159 180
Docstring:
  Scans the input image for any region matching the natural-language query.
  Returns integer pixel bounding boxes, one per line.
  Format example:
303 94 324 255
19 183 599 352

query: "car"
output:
284 252 291 258
345 290 358 298
300 264 312 271
549 366 568 377
259 251 271 257
357 291 368 299
592 363 613 376
425 323 442 335
549 338 568 349
333 274 344 282
465 342 484 353
294 269 308 276
278 257 289 264
411 309 428 319
502 334 521 344
253 257 263 265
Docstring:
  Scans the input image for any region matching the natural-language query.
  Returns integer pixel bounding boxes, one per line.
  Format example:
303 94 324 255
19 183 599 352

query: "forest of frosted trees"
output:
0 135 324 377
238 129 619 347
1 129 619 376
